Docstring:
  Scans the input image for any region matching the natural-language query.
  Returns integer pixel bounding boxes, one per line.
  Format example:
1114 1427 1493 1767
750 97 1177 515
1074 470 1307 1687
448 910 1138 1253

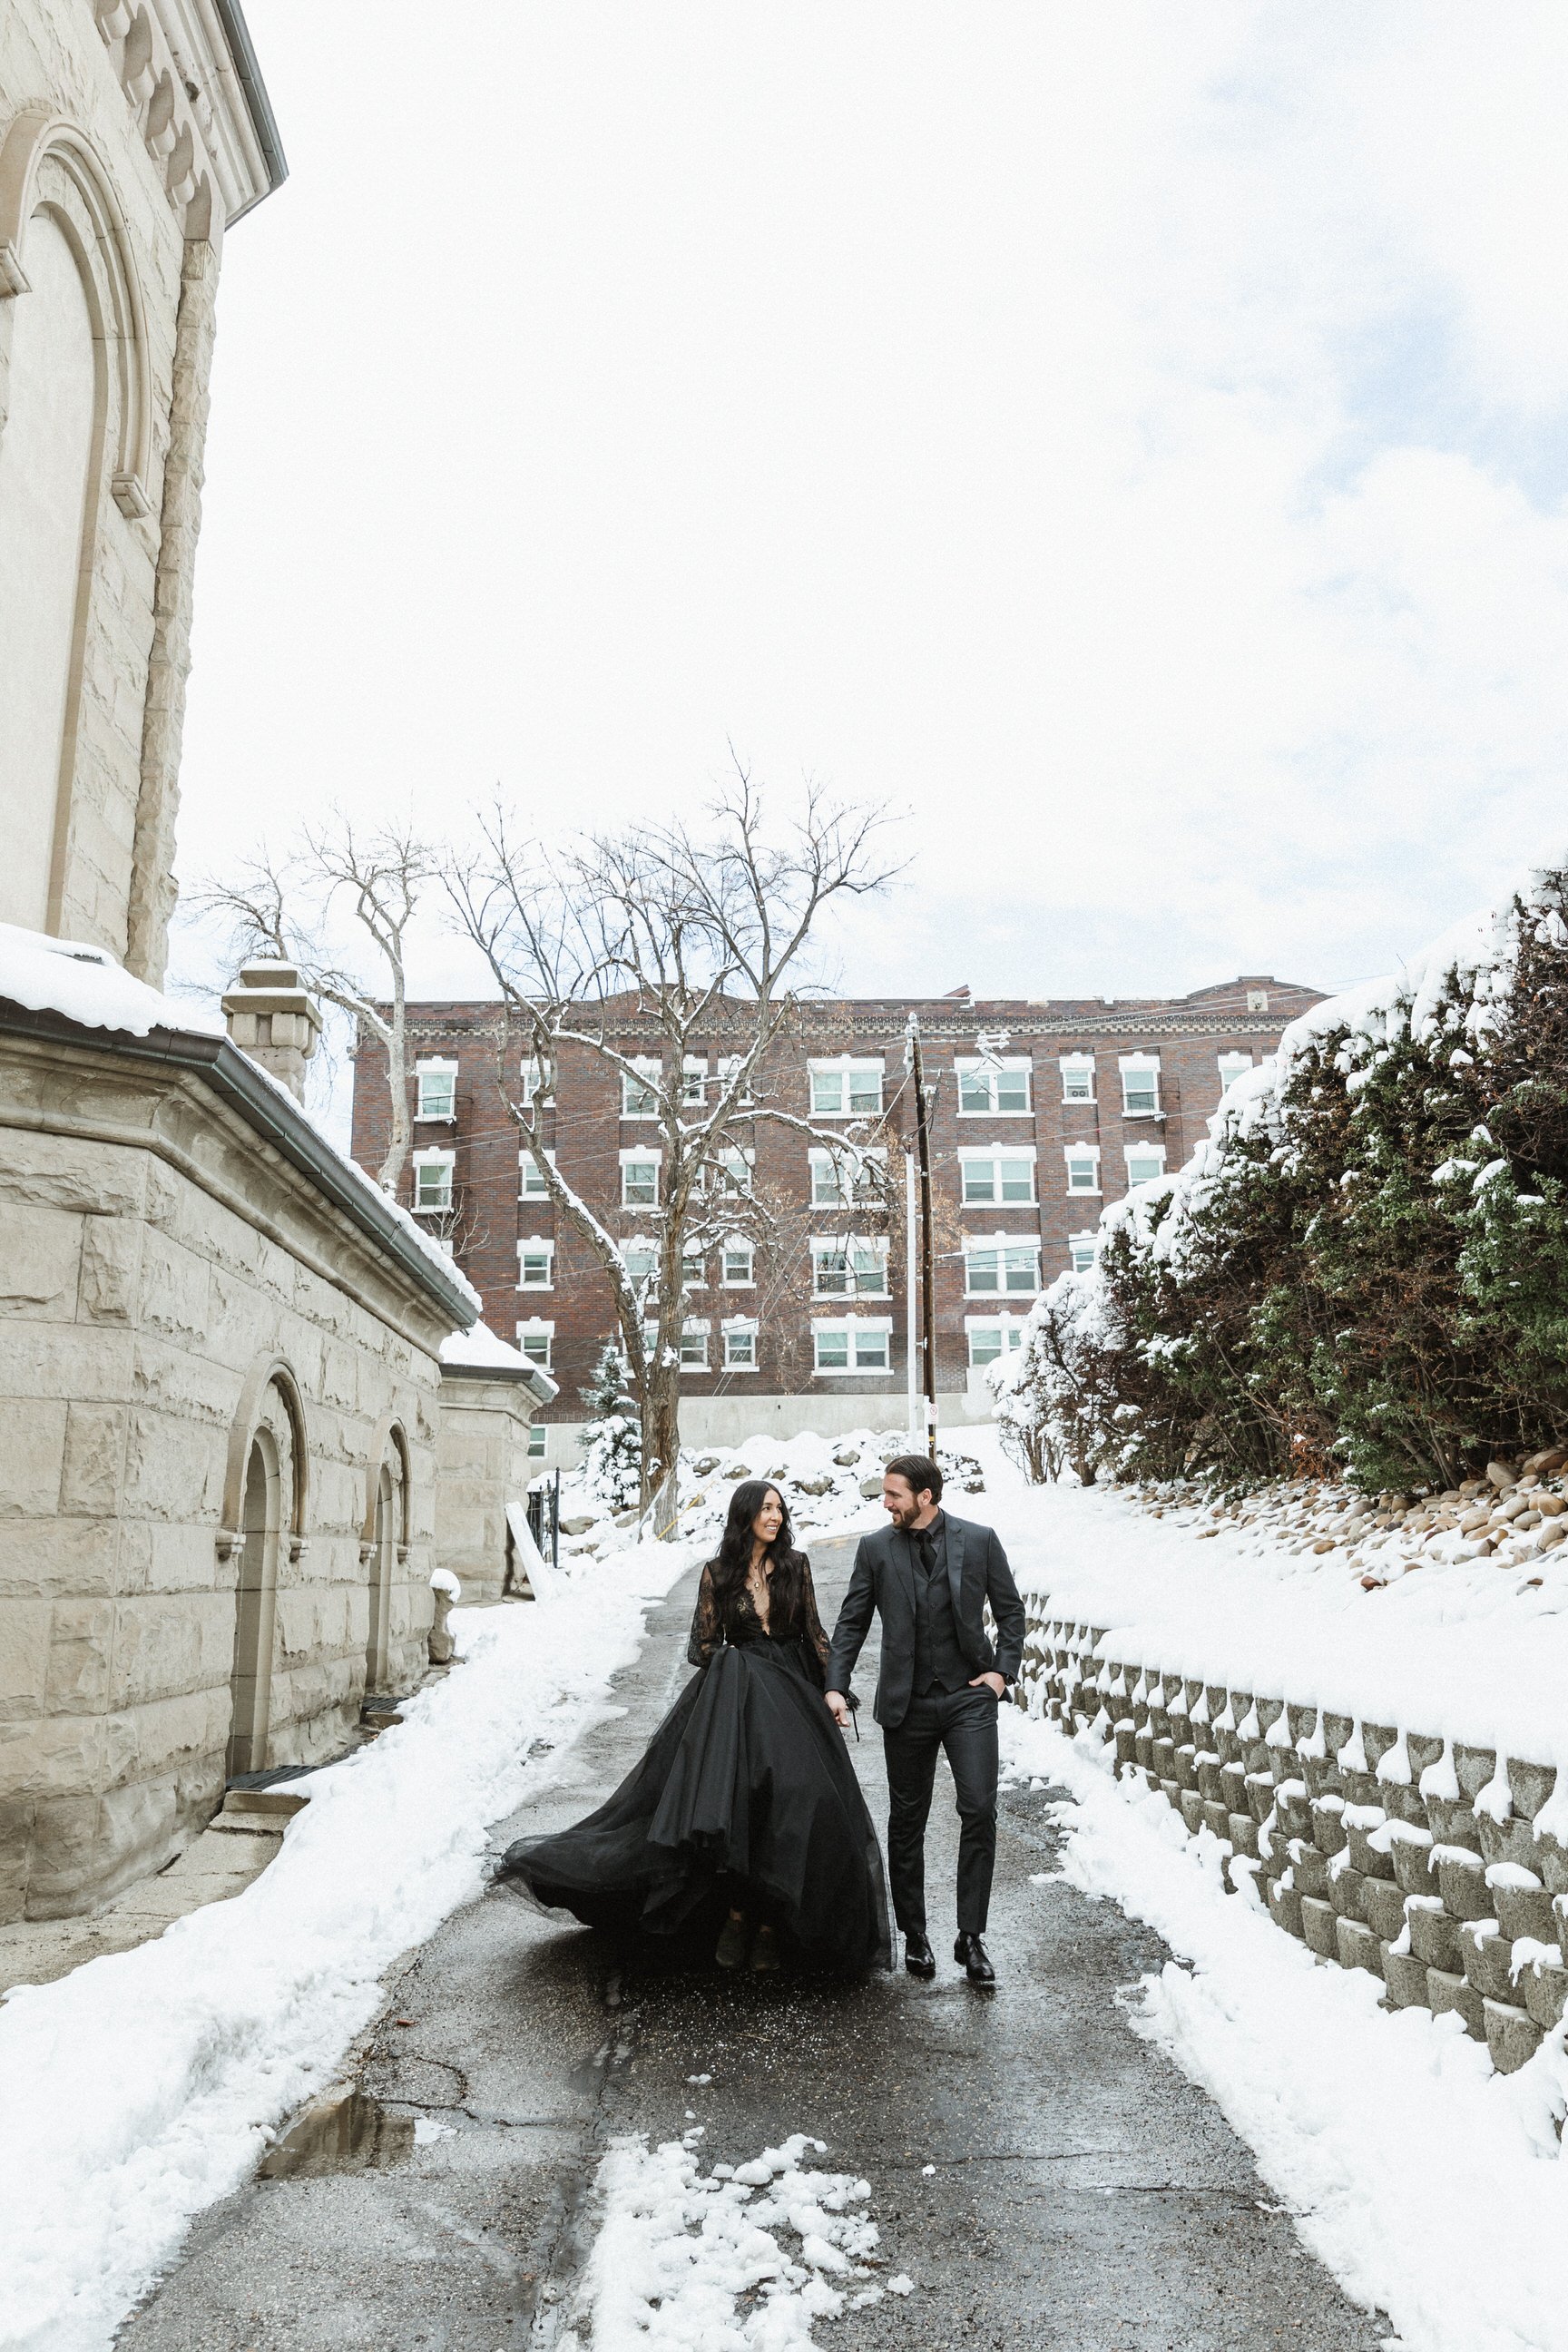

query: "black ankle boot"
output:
904 1931 936 1978
955 1932 995 1985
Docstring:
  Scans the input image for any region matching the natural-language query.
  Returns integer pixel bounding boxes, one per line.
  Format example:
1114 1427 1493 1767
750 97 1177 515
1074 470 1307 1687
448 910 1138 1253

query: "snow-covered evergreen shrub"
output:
578 1344 643 1511
995 854 1568 1493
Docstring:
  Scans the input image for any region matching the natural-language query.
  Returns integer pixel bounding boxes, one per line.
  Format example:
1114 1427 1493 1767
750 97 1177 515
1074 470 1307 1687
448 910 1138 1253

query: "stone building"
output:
0 6 536 1927
349 975 1323 1465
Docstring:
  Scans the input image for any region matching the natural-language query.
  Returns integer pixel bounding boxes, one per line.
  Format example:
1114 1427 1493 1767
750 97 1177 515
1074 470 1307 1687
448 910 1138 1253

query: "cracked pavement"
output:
118 1535 1390 2350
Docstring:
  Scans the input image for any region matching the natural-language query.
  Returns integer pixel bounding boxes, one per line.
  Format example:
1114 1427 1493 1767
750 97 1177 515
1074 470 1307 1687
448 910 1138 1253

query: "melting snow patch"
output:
557 2132 888 2348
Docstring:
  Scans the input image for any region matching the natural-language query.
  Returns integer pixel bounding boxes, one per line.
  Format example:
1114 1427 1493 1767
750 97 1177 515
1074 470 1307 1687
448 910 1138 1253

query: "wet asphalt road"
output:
119 1534 1390 2350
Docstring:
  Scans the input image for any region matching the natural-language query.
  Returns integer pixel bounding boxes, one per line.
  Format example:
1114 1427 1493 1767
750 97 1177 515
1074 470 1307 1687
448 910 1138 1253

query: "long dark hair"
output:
707 1480 808 1636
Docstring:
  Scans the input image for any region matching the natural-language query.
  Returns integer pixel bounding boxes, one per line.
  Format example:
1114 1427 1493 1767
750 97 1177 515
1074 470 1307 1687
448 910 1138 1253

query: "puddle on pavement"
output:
259 2086 416 2178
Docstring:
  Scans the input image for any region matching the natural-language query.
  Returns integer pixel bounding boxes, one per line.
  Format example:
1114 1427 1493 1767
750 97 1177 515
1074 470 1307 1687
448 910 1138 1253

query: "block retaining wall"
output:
1016 1599 1568 2075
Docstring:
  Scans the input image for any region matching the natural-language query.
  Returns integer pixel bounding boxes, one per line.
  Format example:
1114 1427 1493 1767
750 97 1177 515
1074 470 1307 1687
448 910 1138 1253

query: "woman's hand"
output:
825 1690 852 1729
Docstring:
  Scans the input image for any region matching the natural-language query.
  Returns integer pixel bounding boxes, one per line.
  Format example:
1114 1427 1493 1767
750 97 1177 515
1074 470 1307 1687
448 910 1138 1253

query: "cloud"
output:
175 1 1568 1024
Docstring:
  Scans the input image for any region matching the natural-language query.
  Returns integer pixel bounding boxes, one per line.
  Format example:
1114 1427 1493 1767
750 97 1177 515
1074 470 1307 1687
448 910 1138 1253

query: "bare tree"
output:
447 771 902 1529
194 814 436 1192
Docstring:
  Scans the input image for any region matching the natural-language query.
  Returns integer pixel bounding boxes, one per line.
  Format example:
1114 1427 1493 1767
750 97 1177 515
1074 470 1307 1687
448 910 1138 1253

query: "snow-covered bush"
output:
997 852 1568 1493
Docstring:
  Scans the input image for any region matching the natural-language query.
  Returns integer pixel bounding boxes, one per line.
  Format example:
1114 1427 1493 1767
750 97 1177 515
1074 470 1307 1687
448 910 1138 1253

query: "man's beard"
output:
886 1500 917 1529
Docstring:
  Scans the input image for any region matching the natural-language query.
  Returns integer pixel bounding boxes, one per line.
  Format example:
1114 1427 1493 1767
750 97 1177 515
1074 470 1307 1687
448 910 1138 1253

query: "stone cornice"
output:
0 998 475 1334
90 0 285 235
439 1360 559 1407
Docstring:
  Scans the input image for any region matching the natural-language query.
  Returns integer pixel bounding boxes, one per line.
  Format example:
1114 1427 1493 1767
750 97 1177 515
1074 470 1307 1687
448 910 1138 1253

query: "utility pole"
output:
904 1014 939 1454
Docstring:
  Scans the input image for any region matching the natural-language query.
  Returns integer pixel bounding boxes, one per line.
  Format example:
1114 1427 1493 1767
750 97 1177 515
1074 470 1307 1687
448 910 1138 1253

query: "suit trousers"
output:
882 1683 999 1936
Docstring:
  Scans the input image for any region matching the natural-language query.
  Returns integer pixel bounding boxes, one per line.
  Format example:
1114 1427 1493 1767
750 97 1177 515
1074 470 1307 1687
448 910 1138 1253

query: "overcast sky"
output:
173 2 1568 1017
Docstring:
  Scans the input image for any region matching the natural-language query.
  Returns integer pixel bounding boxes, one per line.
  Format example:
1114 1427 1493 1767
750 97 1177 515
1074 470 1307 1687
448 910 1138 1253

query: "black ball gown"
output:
494 1554 893 1973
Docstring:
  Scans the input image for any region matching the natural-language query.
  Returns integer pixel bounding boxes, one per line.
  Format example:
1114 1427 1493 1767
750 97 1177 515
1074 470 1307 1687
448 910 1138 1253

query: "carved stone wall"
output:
434 1370 543 1604
0 1018 460 1924
0 0 279 975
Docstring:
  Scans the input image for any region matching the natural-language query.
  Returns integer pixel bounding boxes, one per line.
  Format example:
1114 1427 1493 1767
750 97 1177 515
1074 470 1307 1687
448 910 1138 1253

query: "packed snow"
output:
0 1533 699 2352
0 919 480 1318
978 1444 1568 1781
552 1426 988 1563
1002 1707 1568 2352
558 2130 901 2350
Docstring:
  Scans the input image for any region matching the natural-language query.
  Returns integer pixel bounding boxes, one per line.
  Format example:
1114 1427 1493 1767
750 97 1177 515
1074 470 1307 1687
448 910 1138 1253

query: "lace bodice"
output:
687 1554 830 1680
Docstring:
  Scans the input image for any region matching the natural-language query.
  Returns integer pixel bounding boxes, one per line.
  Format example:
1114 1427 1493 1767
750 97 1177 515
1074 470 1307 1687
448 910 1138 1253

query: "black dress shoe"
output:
955 1932 995 1985
904 1931 936 1978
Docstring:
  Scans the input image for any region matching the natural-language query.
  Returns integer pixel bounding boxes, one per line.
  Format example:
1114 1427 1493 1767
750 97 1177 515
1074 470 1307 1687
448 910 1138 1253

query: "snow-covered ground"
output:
979 1439 1568 1784
551 1426 989 1565
559 2130 913 2350
975 1431 1568 2352
0 1536 699 2352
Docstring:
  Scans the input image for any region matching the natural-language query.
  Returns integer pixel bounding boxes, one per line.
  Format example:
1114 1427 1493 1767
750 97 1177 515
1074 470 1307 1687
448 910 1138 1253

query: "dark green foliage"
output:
1007 872 1568 1493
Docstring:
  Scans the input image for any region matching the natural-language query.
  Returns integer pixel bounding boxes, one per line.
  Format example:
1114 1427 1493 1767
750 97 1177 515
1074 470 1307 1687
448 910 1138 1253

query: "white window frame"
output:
1123 1142 1168 1187
811 1315 895 1376
514 1318 555 1369
415 1057 457 1122
1063 1143 1102 1195
808 1055 886 1118
519 1056 552 1105
808 1143 887 1208
809 1234 892 1298
1058 1054 1095 1103
681 1055 708 1107
516 1235 555 1289
679 1318 710 1370
411 1146 455 1214
620 1238 658 1288
619 1146 662 1208
956 1055 1033 1116
1068 1230 1099 1274
527 1421 548 1459
1119 1053 1162 1119
681 1243 707 1289
706 1144 755 1198
957 1144 1038 1206
721 1317 760 1371
621 1057 662 1119
963 1235 1042 1298
519 1146 558 1200
720 1237 755 1288
965 1313 1027 1367
1217 1052 1253 1093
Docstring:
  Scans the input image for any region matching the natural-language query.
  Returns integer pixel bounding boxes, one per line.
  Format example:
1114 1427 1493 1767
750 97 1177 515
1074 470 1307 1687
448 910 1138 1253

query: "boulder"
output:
560 1514 598 1537
860 1476 884 1499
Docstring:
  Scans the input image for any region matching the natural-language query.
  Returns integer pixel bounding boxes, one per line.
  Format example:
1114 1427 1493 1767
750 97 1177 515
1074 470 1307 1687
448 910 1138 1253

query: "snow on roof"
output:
439 1323 535 1373
0 921 480 1323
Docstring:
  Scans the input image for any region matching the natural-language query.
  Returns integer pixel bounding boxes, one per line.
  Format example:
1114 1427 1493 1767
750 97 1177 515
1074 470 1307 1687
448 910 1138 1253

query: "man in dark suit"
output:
825 1453 1025 1985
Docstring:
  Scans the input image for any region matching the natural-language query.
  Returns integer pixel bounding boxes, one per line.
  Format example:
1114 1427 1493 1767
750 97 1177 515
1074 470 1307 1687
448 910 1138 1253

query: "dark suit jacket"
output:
825 1513 1026 1730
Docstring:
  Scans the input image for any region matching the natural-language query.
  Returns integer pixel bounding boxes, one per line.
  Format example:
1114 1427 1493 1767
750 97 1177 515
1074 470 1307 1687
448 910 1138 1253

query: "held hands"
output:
969 1671 1006 1699
825 1690 852 1729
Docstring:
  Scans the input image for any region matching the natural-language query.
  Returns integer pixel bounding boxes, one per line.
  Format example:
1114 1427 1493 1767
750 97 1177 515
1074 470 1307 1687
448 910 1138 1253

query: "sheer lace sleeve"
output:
687 1562 722 1667
798 1555 830 1682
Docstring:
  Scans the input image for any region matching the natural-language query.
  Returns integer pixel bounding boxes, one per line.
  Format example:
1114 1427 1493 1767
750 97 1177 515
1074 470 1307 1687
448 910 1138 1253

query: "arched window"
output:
363 1429 407 1700
0 204 97 931
228 1426 281 1778
219 1360 309 1779
0 109 152 938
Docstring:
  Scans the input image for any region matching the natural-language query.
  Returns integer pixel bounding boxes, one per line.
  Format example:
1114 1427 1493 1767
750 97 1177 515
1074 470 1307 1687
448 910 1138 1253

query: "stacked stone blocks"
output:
1016 1604 1568 2076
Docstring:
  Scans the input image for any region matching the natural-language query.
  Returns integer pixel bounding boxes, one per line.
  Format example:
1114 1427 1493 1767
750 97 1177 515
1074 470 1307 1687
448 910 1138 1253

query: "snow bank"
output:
0 1535 699 2352
977 1453 1568 1780
559 2129 901 2349
1002 1710 1568 2352
556 1426 989 1564
0 920 479 1319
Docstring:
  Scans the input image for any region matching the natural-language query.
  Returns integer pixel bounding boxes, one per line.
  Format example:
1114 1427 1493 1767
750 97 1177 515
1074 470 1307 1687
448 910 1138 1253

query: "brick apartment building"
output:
350 975 1322 1464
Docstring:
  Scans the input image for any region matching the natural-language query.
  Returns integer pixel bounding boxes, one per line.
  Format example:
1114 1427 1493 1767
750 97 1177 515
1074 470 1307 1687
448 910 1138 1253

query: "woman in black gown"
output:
493 1481 892 1975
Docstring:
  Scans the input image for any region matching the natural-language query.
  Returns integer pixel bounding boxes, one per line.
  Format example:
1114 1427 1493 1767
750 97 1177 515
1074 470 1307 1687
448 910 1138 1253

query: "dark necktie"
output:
914 1527 936 1579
